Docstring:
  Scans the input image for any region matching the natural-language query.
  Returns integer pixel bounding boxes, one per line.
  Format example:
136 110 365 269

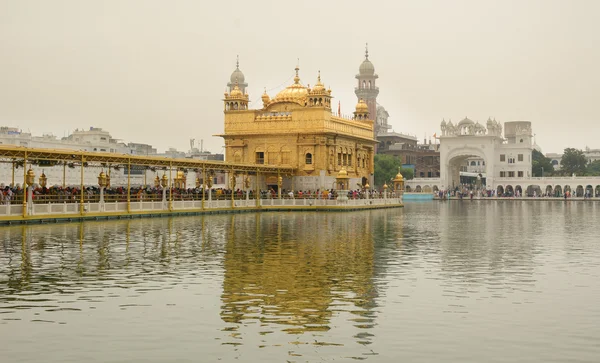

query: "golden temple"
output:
219 64 377 191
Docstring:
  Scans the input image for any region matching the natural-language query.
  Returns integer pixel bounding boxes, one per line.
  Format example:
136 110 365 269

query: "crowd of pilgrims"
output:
1 184 392 204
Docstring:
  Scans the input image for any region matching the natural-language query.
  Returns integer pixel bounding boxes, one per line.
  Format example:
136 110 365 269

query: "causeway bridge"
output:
0 146 402 224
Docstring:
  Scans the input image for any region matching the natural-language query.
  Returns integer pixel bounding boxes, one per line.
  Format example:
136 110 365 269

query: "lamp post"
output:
244 175 251 202
335 167 350 202
39 172 47 189
26 168 35 215
277 175 282 200
206 173 213 204
98 171 107 211
383 182 388 200
160 173 168 210
393 168 405 202
365 182 370 200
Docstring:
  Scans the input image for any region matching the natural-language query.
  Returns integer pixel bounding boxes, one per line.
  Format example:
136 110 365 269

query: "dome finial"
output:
294 60 300 84
365 43 369 59
236 55 239 69
317 70 321 83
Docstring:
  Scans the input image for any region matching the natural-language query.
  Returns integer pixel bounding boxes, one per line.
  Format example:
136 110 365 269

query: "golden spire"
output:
261 87 270 102
312 70 325 92
294 66 300 84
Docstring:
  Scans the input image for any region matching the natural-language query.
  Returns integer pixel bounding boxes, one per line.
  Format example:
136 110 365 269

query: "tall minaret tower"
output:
355 44 379 137
227 55 248 94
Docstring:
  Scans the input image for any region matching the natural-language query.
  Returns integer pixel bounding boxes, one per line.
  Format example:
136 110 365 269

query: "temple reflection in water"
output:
0 211 403 347
220 212 390 336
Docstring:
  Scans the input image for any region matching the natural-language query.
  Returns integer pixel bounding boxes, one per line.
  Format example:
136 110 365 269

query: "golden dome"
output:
261 88 270 102
355 98 369 113
393 171 404 181
312 71 325 93
336 167 349 178
273 66 308 104
176 170 185 179
230 84 243 98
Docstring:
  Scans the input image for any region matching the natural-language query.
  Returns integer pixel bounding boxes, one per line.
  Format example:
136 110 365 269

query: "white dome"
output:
230 67 245 84
458 117 474 126
359 59 375 75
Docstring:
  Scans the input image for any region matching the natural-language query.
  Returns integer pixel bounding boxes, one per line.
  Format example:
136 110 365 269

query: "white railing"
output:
0 197 403 218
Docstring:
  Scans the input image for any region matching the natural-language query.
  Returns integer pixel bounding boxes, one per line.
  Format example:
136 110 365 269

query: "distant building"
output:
376 132 440 178
584 147 600 164
0 126 224 187
546 152 562 170
439 118 534 191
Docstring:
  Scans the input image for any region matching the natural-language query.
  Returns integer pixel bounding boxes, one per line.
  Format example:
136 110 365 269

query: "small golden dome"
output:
393 171 404 181
230 84 243 98
261 88 270 101
336 167 349 178
177 170 185 179
312 71 325 92
355 98 369 113
99 171 106 178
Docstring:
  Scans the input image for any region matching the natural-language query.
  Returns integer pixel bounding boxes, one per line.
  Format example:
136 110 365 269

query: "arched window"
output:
362 80 366 89
305 153 313 165
368 81 371 89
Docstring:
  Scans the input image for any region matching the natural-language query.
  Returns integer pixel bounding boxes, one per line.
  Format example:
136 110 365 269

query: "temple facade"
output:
219 62 377 192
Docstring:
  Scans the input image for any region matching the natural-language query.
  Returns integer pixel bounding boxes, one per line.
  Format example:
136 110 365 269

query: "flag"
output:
338 101 341 116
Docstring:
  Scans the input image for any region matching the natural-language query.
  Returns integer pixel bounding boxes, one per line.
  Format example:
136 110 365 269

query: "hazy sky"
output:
1 0 598 154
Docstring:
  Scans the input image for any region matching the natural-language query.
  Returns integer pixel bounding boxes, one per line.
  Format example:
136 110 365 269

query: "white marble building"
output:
438 118 534 190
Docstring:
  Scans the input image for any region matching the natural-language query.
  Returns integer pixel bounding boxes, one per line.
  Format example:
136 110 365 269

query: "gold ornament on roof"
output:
355 98 369 113
312 71 326 93
230 84 243 98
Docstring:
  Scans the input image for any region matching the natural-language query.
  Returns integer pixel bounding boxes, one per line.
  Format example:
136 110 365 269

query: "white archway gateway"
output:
443 146 491 190
405 118 600 196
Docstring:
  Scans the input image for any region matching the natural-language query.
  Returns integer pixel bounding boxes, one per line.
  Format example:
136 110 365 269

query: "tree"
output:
560 148 587 176
374 154 414 187
586 160 600 176
531 149 554 177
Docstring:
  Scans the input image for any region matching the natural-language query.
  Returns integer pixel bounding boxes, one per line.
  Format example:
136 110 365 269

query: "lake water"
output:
1 201 599 362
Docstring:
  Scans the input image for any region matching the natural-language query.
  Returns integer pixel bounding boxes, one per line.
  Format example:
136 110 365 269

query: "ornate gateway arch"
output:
438 118 533 192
